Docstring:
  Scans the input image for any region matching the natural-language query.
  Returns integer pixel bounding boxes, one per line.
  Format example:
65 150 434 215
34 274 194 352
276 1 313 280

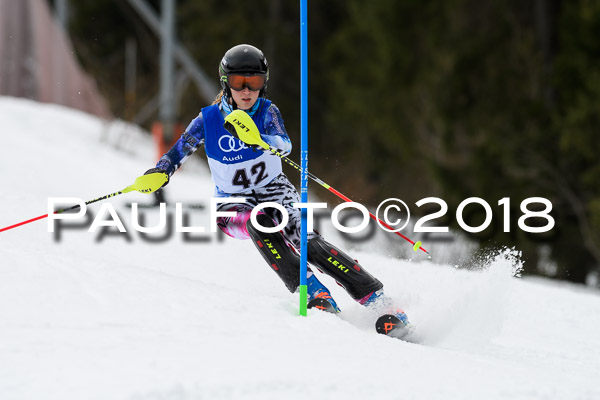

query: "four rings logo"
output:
219 135 248 152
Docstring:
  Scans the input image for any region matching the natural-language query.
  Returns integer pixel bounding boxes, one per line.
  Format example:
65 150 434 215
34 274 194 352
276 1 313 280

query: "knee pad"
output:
307 237 383 300
246 213 300 293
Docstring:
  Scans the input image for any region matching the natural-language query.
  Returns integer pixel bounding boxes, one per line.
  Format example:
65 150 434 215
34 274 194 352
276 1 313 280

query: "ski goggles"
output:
227 74 266 91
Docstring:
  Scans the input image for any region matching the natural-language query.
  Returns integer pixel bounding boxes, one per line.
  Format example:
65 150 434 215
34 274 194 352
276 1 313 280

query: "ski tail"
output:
376 314 419 342
307 297 338 313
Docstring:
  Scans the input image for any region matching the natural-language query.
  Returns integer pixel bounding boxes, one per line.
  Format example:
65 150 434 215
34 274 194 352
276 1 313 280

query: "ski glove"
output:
144 167 169 188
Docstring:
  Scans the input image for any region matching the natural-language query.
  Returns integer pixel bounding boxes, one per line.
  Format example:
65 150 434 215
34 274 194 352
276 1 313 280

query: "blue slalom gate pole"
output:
299 0 308 316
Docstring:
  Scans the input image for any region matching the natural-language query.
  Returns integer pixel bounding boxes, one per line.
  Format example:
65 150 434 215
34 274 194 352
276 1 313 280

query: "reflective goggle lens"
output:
227 74 266 91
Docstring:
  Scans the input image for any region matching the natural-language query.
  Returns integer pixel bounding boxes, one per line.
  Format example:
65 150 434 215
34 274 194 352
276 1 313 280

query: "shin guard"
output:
307 237 383 300
246 213 300 293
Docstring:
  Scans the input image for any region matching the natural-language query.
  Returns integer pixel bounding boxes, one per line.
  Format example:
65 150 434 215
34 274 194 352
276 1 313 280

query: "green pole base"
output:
299 284 308 316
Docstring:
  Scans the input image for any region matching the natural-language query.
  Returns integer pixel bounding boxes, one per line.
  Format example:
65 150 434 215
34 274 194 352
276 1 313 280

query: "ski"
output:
306 295 417 342
307 297 338 313
375 314 414 341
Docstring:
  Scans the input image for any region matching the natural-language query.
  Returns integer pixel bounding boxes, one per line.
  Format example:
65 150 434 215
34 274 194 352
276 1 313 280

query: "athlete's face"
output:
230 86 260 110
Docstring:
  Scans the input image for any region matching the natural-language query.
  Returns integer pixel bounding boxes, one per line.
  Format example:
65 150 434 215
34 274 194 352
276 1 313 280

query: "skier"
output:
142 44 408 330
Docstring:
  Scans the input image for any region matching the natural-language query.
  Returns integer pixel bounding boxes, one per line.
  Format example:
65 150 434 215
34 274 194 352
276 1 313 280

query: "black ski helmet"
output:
219 44 269 98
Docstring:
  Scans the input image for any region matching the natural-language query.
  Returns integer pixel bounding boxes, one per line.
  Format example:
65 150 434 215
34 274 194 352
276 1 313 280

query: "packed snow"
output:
1 97 599 400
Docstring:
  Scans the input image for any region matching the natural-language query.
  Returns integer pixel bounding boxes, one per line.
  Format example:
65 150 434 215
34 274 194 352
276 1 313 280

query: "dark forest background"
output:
57 0 600 285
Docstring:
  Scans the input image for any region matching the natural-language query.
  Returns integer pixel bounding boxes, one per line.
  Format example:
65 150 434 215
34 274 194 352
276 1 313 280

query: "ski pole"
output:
224 110 430 256
0 172 168 233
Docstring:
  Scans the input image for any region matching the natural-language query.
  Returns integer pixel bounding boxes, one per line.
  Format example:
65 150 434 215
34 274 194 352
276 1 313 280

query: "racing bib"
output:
202 102 282 194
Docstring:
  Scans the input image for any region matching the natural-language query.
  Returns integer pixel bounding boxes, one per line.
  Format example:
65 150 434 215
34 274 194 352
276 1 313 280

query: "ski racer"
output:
142 44 408 328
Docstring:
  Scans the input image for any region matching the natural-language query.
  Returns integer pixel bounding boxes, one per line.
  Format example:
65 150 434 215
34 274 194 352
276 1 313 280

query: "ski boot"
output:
307 273 340 313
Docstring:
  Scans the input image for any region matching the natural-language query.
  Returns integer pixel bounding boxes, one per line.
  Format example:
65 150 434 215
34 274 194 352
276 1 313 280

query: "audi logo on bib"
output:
219 135 248 152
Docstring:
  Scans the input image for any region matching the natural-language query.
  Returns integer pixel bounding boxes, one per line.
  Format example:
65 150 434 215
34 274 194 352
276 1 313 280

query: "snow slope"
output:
1 97 600 400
